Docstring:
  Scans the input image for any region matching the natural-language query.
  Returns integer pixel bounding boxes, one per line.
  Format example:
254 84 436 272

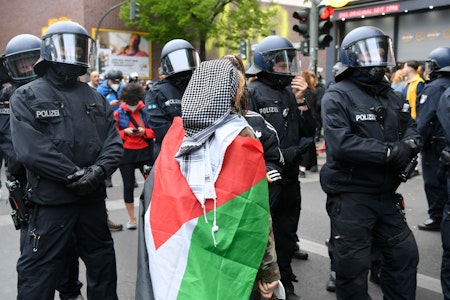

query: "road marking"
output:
301 239 443 294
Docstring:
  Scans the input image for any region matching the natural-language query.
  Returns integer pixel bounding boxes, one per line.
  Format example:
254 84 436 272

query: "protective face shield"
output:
4 34 41 83
343 36 395 68
5 51 40 83
43 33 95 68
423 47 450 80
262 49 301 76
161 48 200 77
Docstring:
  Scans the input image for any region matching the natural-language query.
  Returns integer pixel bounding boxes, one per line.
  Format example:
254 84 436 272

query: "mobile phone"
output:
132 128 139 133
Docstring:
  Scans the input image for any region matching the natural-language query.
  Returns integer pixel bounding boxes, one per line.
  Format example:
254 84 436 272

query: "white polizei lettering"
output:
355 113 376 122
164 99 181 106
259 107 279 114
35 110 60 118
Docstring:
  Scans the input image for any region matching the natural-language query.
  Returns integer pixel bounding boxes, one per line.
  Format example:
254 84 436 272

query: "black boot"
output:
326 271 336 292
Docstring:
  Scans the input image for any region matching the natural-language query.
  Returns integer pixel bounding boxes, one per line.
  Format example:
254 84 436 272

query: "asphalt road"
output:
0 152 444 299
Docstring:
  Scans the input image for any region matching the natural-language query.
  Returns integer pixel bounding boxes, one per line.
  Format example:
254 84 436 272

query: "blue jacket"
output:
97 80 125 112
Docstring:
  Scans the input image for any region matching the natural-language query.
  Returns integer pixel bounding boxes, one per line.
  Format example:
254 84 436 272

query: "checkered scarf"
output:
175 60 249 245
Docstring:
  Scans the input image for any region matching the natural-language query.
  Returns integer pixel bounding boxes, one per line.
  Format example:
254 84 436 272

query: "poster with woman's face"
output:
95 30 151 78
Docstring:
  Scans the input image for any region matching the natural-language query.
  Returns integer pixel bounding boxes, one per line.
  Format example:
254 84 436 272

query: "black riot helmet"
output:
34 21 96 76
246 35 301 77
337 26 395 82
4 34 41 83
160 39 200 77
424 47 450 80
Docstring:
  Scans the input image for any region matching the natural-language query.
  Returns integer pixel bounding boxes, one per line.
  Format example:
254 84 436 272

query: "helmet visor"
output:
43 33 96 68
344 36 395 67
5 50 40 82
162 48 200 76
263 49 301 75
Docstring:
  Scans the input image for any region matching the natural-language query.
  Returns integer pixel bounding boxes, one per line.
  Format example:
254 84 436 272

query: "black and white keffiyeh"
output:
175 59 250 246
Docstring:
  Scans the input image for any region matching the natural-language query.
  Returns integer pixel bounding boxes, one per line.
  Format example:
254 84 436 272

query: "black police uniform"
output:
248 77 315 290
10 74 123 300
320 78 420 299
4 82 83 300
145 78 186 160
245 110 283 209
416 76 450 225
437 85 450 299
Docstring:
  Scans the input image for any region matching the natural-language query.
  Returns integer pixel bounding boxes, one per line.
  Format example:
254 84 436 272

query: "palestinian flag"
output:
144 118 270 299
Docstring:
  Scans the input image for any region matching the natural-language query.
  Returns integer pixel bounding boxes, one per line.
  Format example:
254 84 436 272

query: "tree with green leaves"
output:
119 0 278 60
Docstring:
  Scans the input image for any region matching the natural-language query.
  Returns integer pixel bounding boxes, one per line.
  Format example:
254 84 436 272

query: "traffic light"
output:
238 41 247 60
318 6 334 49
130 0 140 20
292 8 310 38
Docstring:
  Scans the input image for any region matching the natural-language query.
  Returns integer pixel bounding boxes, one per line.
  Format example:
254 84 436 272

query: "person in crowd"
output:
97 68 125 113
87 70 100 89
145 79 153 91
402 60 425 120
136 59 280 300
320 26 422 300
114 82 155 230
128 71 139 83
117 33 148 57
390 68 406 93
299 70 319 178
437 84 450 300
144 38 200 160
416 47 450 231
246 35 316 300
10 21 123 299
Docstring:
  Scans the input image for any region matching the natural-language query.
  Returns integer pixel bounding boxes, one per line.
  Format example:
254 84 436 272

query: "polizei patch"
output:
355 113 376 122
35 109 60 119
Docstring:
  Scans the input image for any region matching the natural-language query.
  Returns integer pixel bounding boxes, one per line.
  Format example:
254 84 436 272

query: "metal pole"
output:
94 0 130 69
309 0 320 74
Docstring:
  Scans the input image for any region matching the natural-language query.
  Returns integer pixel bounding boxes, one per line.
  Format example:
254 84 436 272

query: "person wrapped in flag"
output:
135 59 281 299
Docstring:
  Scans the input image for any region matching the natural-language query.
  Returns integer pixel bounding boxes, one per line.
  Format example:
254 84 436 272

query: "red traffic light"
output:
319 6 334 20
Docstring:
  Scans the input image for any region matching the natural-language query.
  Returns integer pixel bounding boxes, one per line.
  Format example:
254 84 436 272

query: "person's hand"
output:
66 165 105 196
110 99 121 107
125 127 137 136
291 75 308 103
387 141 413 170
258 280 279 299
266 169 282 183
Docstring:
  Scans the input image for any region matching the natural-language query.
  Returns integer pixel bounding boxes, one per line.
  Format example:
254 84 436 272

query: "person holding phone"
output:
114 82 155 229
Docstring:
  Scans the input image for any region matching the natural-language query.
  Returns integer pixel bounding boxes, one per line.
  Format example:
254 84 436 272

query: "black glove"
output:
387 142 413 170
67 167 86 182
66 165 105 196
283 146 303 165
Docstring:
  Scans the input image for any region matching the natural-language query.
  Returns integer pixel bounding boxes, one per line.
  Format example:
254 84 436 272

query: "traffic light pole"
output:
309 0 320 74
94 0 129 69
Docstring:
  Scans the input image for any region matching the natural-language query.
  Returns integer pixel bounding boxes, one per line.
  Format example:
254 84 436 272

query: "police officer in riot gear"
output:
144 38 200 160
437 72 450 299
4 33 87 300
320 26 422 299
246 35 315 300
2 34 41 180
10 21 123 299
416 47 450 231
